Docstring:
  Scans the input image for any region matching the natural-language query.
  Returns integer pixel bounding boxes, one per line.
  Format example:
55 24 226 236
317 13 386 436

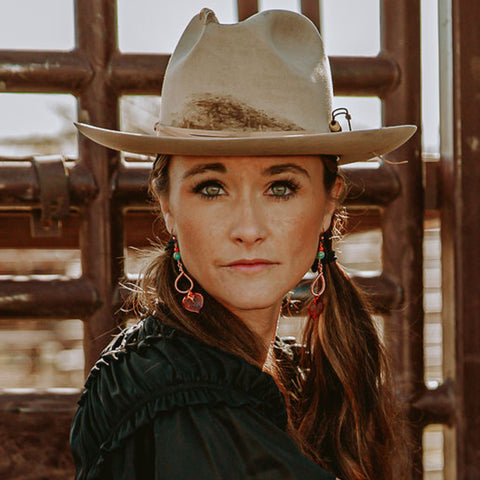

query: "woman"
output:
71 8 416 480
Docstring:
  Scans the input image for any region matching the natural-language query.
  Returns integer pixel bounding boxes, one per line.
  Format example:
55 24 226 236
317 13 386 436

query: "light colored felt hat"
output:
76 8 416 165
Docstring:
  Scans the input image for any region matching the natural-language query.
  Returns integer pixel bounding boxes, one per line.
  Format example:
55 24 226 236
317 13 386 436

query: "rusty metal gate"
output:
0 0 478 478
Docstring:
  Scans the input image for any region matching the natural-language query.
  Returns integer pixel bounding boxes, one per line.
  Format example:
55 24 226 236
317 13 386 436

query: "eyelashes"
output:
191 178 301 200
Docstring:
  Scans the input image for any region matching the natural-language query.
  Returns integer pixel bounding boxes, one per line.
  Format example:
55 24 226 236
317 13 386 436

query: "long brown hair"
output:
132 154 405 480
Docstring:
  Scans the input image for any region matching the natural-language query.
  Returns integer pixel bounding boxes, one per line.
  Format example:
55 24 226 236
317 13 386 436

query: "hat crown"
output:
160 9 333 133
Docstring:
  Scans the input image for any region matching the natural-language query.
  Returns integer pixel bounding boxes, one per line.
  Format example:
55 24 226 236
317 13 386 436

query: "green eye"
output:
271 184 289 196
267 180 299 199
203 185 222 196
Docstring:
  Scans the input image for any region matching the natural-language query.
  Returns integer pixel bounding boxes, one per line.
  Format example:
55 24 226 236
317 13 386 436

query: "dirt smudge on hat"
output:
173 94 302 132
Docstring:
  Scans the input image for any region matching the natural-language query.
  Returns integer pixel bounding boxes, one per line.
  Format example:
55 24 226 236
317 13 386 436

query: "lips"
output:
224 259 277 272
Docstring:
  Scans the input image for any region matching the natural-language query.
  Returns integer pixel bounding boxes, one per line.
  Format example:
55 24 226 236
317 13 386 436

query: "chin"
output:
216 293 283 313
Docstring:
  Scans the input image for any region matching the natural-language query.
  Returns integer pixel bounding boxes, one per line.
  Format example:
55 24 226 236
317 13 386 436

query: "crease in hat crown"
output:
74 8 416 164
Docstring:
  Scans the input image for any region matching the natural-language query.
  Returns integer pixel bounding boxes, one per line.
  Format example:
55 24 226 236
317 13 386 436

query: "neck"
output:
227 302 281 364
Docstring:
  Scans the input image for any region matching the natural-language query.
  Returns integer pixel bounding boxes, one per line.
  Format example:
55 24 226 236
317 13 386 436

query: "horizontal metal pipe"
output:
0 277 99 318
291 271 402 314
121 271 401 315
343 161 401 207
411 379 456 426
331 54 400 97
0 211 156 249
0 389 80 413
0 50 93 93
0 158 97 207
237 0 258 21
0 50 398 97
114 160 151 206
0 158 400 209
115 159 401 208
108 54 399 97
108 53 169 95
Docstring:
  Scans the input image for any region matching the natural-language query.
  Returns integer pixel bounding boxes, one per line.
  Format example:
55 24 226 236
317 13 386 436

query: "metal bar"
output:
0 50 399 98
0 390 79 413
114 160 402 208
0 212 154 249
411 379 456 427
0 382 455 422
120 272 402 316
296 272 403 314
342 161 402 207
0 269 400 321
424 160 440 211
109 54 400 97
0 50 92 93
380 1 424 478
236 0 258 21
75 0 124 374
0 210 390 250
0 158 402 209
331 55 399 97
0 158 97 207
0 277 98 318
108 53 169 95
300 0 320 30
441 0 480 477
104 55 401 97
438 3 457 479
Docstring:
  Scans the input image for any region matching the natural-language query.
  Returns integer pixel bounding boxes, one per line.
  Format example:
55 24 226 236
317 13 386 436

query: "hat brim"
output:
75 122 416 165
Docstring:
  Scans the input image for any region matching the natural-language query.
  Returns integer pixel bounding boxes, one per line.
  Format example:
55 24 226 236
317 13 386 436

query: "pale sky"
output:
0 0 439 156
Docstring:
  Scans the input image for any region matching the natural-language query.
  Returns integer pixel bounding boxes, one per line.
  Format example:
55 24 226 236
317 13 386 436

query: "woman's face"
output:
160 155 338 316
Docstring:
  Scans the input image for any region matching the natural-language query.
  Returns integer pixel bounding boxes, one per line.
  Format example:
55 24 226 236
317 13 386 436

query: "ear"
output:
321 176 344 232
158 193 175 235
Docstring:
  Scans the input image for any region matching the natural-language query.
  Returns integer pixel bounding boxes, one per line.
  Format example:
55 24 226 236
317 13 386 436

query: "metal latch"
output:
30 155 70 237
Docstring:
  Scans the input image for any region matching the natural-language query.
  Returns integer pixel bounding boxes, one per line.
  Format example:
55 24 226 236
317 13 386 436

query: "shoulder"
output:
79 316 285 417
71 316 287 473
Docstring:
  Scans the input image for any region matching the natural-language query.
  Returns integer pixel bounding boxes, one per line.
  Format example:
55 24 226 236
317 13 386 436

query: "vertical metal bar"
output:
438 3 456 479
300 0 320 30
441 0 480 478
75 0 124 373
236 0 258 21
380 1 424 478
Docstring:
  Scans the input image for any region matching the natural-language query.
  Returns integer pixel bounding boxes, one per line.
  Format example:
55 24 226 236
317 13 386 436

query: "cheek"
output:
279 216 320 271
172 205 221 275
269 200 327 270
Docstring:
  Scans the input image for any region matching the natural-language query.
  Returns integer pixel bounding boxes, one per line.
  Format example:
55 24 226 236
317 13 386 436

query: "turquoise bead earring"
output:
311 236 325 273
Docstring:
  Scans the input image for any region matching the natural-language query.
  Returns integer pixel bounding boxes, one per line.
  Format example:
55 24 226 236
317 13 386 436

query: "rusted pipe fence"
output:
0 155 406 317
0 156 402 209
0 51 398 98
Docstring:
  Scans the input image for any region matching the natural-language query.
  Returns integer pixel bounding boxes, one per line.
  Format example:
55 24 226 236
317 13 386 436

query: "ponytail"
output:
291 224 404 480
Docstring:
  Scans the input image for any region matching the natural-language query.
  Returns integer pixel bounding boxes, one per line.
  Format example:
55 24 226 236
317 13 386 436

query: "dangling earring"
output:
310 237 325 273
308 237 326 320
171 236 204 314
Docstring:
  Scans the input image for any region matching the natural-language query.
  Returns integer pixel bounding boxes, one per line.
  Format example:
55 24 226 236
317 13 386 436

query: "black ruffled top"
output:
70 315 335 480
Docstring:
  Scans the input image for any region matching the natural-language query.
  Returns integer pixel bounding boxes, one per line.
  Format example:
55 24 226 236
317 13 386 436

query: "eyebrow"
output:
182 162 227 180
262 163 311 179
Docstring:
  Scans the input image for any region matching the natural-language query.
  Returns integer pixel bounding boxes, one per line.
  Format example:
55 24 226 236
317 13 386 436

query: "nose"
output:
229 195 267 245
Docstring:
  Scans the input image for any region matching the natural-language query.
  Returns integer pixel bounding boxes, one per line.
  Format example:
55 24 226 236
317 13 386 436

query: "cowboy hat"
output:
76 8 416 165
